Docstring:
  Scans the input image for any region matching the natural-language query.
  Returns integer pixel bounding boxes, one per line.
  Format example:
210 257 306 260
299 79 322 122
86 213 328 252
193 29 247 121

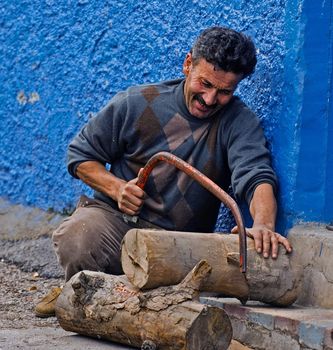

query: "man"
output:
35 26 292 317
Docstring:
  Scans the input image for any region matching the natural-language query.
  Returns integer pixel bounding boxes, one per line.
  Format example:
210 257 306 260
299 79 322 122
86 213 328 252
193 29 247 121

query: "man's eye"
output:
201 81 211 88
219 90 232 96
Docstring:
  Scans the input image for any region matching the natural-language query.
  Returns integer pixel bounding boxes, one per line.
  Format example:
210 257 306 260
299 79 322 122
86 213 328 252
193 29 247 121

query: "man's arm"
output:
76 161 145 216
247 183 292 258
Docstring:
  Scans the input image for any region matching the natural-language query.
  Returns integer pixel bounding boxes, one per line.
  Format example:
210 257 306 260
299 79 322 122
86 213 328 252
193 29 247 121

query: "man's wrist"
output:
252 222 275 231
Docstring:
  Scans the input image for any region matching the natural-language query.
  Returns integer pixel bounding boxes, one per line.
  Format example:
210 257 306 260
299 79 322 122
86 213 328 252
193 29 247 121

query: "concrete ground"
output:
0 329 131 350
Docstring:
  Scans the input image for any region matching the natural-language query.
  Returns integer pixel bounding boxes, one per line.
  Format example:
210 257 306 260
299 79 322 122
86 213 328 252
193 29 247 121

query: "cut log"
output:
121 229 303 306
55 260 233 350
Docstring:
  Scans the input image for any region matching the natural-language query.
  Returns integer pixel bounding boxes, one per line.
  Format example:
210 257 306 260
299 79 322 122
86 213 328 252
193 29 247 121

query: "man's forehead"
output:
193 60 242 89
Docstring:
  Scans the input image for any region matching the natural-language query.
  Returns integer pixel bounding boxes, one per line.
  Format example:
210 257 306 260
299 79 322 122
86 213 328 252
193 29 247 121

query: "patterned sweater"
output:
68 79 277 232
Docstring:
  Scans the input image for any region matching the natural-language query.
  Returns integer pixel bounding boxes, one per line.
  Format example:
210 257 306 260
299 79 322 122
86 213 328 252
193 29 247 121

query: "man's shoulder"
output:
223 96 259 123
227 96 254 114
100 78 183 118
124 78 183 99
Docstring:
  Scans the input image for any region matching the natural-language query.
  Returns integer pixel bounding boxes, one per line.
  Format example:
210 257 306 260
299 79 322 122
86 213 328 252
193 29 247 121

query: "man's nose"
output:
203 89 218 106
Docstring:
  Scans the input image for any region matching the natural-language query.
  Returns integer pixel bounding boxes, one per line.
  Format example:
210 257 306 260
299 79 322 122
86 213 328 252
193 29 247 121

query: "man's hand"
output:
232 183 293 259
116 176 146 216
231 225 292 258
76 161 146 216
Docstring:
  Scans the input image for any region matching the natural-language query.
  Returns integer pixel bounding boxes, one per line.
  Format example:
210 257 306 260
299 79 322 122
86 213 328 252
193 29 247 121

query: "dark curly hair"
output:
191 27 257 78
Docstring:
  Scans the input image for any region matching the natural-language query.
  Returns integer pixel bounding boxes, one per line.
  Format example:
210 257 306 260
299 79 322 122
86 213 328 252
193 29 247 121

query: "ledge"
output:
288 224 333 308
0 198 65 240
201 298 333 350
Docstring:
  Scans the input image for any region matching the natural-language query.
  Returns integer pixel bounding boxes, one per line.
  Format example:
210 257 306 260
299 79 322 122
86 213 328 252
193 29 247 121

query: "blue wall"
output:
273 0 333 230
0 0 332 233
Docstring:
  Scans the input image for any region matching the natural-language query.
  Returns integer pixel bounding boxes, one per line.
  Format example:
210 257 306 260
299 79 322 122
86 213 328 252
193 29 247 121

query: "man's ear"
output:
182 53 192 76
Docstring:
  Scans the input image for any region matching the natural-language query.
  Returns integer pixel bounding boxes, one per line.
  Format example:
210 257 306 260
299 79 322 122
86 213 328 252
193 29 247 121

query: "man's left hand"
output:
231 225 292 259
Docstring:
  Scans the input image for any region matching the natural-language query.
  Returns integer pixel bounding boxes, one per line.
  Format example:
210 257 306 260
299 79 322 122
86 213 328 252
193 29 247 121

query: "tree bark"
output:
121 229 302 306
55 260 233 350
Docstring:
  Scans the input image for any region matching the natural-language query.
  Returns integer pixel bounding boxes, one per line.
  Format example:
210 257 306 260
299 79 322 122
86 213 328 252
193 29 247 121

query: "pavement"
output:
0 329 132 350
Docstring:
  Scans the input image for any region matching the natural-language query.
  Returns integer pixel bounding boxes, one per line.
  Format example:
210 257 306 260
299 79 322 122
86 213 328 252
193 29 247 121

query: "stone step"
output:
202 297 333 350
288 224 333 308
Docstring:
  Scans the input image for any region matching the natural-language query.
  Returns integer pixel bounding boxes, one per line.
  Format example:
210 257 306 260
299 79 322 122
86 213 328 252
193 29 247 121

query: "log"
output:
121 229 303 306
55 260 233 350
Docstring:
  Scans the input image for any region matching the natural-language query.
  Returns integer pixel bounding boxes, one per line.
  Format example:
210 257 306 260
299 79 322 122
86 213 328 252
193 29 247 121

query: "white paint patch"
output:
16 91 40 105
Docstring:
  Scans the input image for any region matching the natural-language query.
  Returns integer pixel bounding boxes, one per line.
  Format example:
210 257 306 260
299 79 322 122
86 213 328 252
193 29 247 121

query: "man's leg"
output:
35 195 133 317
53 196 132 281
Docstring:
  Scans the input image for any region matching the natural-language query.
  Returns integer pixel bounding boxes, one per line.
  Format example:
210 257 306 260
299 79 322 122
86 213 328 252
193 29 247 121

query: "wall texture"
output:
273 0 333 230
0 0 332 233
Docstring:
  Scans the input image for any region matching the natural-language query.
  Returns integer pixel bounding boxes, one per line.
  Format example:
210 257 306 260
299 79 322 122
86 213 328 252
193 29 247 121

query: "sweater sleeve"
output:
67 92 127 178
225 101 277 205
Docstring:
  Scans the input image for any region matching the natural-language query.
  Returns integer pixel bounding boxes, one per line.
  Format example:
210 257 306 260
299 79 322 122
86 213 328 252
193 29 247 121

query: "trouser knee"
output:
52 206 127 281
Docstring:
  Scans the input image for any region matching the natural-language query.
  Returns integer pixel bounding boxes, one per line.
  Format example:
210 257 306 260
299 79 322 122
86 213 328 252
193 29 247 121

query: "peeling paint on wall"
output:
16 91 40 105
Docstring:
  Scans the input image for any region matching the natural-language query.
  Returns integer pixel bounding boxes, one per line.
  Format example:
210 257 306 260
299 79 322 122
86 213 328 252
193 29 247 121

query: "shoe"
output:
34 287 62 318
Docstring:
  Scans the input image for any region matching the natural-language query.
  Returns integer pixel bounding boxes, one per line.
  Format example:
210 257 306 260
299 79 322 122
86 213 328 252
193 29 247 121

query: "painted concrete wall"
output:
274 0 333 231
0 0 332 233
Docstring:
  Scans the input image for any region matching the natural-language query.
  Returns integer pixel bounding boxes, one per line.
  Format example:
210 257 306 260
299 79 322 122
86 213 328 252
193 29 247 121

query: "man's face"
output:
183 53 243 119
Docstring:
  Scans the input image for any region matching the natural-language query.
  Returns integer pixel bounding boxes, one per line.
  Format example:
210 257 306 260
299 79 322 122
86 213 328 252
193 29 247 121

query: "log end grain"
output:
121 228 150 289
186 305 232 350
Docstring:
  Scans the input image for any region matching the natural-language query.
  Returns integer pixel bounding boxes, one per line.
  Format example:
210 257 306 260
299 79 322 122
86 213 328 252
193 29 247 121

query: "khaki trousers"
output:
53 195 161 281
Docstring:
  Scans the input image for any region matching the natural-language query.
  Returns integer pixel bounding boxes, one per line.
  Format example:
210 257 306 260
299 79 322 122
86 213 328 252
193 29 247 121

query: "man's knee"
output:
52 206 126 279
53 214 87 252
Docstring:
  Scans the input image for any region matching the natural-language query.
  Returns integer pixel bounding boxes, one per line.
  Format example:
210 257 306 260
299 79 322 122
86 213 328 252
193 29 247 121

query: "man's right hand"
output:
76 161 146 216
116 176 146 216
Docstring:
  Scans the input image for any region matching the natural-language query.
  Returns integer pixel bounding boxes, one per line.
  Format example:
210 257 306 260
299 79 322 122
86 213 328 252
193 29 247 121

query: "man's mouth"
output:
194 95 216 111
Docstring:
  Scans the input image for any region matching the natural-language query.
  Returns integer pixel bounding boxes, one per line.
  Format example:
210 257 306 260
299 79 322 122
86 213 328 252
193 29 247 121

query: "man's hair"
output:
191 26 257 78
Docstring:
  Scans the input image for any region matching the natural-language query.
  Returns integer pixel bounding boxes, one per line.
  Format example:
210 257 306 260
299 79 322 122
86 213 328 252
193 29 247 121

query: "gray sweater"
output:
68 79 277 232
